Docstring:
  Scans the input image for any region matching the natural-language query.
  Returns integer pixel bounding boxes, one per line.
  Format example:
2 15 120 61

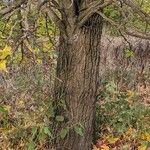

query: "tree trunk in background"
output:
53 13 103 150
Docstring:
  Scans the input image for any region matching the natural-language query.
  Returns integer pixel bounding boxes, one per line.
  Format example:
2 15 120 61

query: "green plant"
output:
96 71 150 137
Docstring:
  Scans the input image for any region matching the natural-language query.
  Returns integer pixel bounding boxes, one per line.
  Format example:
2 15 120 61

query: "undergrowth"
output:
0 63 150 150
94 70 150 150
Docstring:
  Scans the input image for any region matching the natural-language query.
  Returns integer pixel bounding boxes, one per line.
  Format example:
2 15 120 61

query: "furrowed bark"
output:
53 13 103 150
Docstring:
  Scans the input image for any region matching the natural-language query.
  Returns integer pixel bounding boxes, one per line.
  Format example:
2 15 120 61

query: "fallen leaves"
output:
93 143 110 150
93 129 150 150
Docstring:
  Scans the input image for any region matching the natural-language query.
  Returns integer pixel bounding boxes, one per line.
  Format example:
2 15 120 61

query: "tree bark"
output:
53 12 103 150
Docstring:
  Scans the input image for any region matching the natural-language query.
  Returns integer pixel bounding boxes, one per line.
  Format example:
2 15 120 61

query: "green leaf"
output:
118 118 123 122
74 125 84 136
47 104 55 117
124 49 134 58
0 106 8 114
27 141 36 150
55 115 64 122
39 126 47 141
59 99 67 110
31 126 38 138
43 126 53 138
60 128 69 139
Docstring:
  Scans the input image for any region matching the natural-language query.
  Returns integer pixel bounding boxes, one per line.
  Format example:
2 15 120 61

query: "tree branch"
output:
43 6 65 31
78 0 113 28
0 0 28 18
97 11 150 40
123 0 150 24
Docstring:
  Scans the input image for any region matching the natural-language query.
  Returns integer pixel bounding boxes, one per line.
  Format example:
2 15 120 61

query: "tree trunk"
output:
53 14 103 150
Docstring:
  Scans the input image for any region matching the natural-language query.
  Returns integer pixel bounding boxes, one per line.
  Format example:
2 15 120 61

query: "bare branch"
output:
123 0 150 24
38 0 60 11
78 0 113 28
43 6 65 31
97 11 150 40
0 0 28 18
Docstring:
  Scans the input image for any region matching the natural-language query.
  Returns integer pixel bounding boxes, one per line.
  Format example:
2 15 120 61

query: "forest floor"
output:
0 62 150 150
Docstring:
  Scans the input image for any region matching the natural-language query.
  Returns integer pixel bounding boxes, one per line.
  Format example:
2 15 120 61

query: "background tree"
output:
0 0 150 149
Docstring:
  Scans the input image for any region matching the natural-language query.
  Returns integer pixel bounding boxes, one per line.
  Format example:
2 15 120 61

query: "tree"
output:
0 0 150 149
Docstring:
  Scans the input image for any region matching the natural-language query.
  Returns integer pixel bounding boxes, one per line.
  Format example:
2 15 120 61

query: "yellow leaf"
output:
141 132 150 142
138 145 147 150
107 137 119 144
108 137 119 144
3 105 11 112
0 45 11 60
0 60 8 72
43 42 53 52
37 58 42 64
125 128 135 136
127 90 134 97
